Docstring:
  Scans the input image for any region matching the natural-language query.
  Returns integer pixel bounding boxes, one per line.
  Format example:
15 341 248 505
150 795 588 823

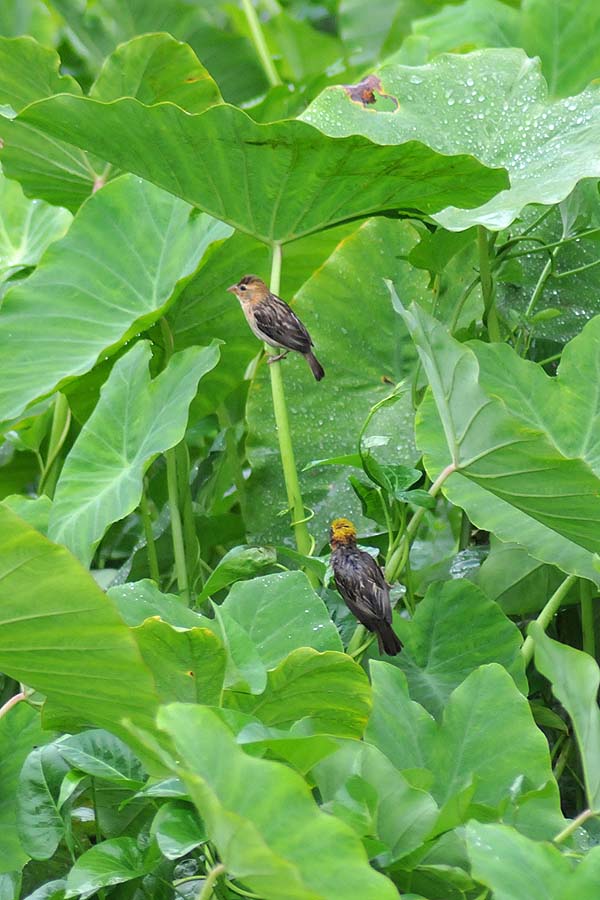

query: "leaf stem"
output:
553 808 596 844
449 275 480 333
580 580 596 658
521 574 578 665
166 448 190 605
384 463 455 583
197 864 226 900
478 226 500 341
39 392 71 498
266 243 312 558
525 255 555 317
140 483 160 583
241 0 281 87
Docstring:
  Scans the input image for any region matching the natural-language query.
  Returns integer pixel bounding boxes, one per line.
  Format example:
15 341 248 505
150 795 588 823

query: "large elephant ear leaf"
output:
391 287 600 585
303 48 600 230
12 94 508 243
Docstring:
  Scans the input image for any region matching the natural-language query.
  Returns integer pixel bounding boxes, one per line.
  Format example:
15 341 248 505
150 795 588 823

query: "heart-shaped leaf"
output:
13 94 508 243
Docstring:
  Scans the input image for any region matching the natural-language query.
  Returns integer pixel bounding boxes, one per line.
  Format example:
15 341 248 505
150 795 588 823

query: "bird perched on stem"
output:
330 518 402 656
227 275 325 381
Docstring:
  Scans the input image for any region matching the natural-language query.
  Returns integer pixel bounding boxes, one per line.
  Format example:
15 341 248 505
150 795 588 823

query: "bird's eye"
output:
239 284 246 291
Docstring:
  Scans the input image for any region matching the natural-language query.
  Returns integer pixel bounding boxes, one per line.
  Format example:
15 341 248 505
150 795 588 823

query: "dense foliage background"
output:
2 0 600 897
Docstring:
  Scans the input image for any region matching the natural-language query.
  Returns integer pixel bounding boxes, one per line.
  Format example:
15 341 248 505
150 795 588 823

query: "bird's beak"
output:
226 284 237 294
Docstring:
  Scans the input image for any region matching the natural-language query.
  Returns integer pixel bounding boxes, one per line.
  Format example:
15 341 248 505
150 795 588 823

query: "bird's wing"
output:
355 551 393 623
334 550 392 625
253 295 313 353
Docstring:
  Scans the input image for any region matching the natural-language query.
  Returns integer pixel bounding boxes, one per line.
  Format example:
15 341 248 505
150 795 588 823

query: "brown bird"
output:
227 275 324 381
330 518 402 656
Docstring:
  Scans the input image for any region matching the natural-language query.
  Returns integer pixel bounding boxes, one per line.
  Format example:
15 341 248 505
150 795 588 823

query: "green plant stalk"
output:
166 447 190 605
39 392 71 498
478 226 500 342
525 254 555 318
521 574 578 665
267 243 312 558
198 864 226 900
385 463 456 583
140 483 160 584
553 808 596 844
176 441 203 589
241 0 281 87
346 624 367 656
580 580 596 658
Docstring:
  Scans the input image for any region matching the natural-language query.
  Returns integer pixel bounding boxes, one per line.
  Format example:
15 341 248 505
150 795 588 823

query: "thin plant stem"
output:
478 226 500 341
140 483 160 583
385 463 456 583
176 441 203 590
266 243 312 558
580 580 596 658
537 351 562 367
553 737 571 781
39 392 71 497
449 275 480 333
500 226 600 260
525 255 555 317
458 510 471 551
521 574 578 666
552 257 600 279
166 448 190 605
241 0 281 87
198 864 226 900
346 624 367 656
553 808 597 844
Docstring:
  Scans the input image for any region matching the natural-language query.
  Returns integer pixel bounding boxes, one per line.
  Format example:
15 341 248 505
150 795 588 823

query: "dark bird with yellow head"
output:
330 518 402 656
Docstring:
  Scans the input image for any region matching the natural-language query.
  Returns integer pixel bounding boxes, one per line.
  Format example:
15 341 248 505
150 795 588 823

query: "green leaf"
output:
197 545 277 602
218 571 343 669
466 822 600 899
477 537 578 615
151 800 205 860
390 580 526 717
0 35 80 112
0 174 230 426
393 291 600 584
21 879 66 900
412 0 519 64
65 837 154 899
57 730 146 789
0 702 49 873
303 49 600 230
236 721 339 774
225 648 371 738
530 621 600 810
367 663 563 837
16 95 508 244
312 740 438 862
0 506 159 741
0 495 51 536
17 745 69 860
245 218 424 544
108 579 207 629
349 476 388 527
0 173 71 285
156 703 398 899
133 619 226 706
48 340 220 565
366 662 436 773
496 203 600 345
90 32 222 111
47 0 268 105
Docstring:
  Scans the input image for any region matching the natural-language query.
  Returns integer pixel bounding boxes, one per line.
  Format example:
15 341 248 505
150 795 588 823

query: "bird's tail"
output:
305 351 325 381
375 621 403 656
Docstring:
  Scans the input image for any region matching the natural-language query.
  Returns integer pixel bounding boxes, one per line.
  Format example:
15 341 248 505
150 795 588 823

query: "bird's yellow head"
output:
226 274 268 302
330 517 357 547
